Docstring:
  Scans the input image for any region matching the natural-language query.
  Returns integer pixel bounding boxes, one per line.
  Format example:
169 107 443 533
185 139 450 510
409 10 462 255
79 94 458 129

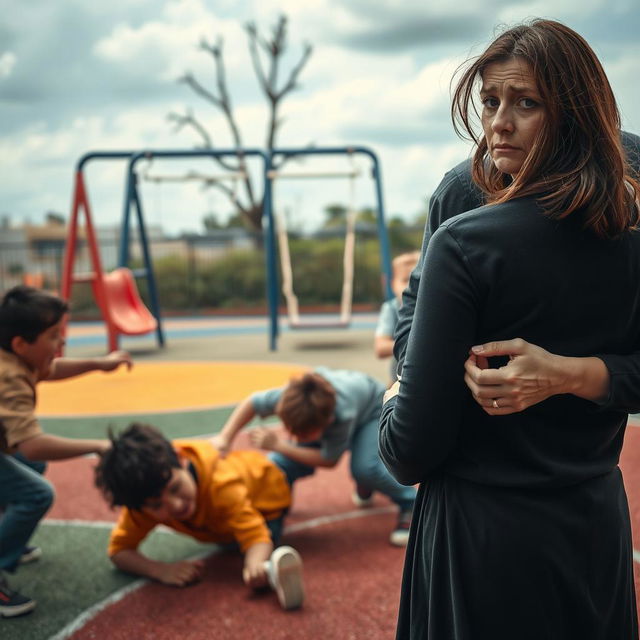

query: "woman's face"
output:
481 57 546 177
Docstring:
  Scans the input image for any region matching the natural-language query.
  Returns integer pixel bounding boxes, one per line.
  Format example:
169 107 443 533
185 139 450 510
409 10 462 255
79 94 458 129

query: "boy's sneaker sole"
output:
389 528 410 547
19 546 42 565
389 508 413 547
270 546 304 610
0 599 36 618
352 486 374 509
0 587 36 618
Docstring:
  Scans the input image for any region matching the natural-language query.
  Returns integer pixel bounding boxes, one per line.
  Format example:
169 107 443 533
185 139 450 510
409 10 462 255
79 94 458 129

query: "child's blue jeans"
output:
0 452 54 572
269 418 416 512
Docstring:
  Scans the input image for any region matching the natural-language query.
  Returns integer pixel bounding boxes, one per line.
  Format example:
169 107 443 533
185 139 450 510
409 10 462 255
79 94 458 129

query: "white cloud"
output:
93 0 246 83
497 0 608 23
1 0 639 236
275 52 463 154
606 48 640 132
0 52 17 79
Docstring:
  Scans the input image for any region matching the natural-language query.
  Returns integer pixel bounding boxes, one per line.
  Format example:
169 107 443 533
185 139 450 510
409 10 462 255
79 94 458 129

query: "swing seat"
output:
94 268 157 336
288 317 351 330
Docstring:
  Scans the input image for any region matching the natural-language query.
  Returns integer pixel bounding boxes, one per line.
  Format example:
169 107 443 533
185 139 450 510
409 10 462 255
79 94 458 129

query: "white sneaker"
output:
19 546 42 565
389 508 412 547
352 485 374 508
266 546 304 610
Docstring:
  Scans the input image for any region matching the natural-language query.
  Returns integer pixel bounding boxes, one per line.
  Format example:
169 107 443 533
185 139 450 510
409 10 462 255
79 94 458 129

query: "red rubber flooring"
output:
43 427 640 639
46 431 405 639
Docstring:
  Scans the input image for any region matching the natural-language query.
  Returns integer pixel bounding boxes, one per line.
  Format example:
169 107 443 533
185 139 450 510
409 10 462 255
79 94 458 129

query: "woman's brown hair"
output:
452 19 640 238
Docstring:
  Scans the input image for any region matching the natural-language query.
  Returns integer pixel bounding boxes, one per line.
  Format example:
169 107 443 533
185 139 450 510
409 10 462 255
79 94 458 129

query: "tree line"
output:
69 221 424 317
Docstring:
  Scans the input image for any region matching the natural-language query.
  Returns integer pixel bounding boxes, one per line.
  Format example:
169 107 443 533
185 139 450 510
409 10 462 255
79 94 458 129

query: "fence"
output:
0 224 423 315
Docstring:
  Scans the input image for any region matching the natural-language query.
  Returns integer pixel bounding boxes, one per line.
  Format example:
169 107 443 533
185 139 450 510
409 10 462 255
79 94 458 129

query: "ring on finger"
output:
492 398 499 409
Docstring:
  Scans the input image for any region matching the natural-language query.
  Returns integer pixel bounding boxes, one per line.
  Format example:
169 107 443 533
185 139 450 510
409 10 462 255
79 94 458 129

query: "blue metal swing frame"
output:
265 146 393 350
77 145 391 352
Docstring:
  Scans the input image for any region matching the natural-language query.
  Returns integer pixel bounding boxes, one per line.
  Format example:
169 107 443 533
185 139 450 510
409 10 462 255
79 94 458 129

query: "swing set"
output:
265 146 393 346
61 149 270 352
61 146 391 352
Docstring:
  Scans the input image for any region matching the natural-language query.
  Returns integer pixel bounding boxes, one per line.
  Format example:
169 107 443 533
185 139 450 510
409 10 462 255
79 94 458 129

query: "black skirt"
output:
397 468 638 640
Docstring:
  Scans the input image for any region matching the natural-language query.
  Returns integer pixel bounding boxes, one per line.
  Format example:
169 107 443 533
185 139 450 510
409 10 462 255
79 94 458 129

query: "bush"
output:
65 225 424 316
195 250 267 309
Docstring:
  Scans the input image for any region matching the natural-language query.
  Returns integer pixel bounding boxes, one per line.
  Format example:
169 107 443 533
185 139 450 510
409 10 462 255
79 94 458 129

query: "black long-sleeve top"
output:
380 196 640 487
393 131 640 414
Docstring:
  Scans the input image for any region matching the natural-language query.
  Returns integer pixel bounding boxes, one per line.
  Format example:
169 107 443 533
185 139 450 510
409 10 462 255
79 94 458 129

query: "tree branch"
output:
167 109 212 147
166 110 239 171
253 16 313 151
272 144 316 171
275 41 312 102
170 15 313 232
265 16 287 99
194 36 258 214
245 22 270 97
181 170 250 217
179 72 223 109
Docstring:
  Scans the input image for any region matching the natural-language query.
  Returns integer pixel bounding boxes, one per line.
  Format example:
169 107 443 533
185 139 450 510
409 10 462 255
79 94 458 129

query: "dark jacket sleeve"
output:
595 354 640 414
394 160 481 376
396 132 640 412
394 133 640 413
592 130 640 412
380 224 480 485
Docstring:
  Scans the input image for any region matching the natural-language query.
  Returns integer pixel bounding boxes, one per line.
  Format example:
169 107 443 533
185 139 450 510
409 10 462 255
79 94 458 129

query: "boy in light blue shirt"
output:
374 251 420 383
212 367 415 546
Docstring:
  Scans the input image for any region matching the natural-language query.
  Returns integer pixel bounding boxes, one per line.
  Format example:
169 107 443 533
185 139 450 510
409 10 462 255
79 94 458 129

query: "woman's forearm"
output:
465 340 611 414
561 356 609 403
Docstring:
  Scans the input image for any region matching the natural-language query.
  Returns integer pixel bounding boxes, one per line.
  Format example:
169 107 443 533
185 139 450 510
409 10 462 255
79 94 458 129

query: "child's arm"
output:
210 396 257 456
18 433 109 461
374 300 397 359
46 350 132 381
242 541 274 588
374 334 395 359
250 428 338 468
111 549 204 587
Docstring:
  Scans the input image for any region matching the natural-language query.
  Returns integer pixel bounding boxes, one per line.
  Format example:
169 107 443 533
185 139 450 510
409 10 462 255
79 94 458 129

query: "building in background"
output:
0 214 256 293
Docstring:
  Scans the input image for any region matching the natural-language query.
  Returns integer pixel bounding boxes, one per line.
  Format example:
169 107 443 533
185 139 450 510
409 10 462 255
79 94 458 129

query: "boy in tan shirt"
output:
0 285 131 617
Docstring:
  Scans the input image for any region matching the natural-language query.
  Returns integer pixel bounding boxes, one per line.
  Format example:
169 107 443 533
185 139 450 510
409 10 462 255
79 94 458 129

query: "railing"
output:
1 236 239 307
0 224 423 313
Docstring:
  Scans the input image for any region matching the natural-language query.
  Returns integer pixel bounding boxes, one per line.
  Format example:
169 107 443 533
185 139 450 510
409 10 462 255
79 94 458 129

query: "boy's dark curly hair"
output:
95 423 180 510
0 285 69 351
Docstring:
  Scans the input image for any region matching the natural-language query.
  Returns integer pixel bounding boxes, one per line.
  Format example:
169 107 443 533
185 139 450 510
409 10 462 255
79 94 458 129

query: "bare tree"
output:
167 14 313 233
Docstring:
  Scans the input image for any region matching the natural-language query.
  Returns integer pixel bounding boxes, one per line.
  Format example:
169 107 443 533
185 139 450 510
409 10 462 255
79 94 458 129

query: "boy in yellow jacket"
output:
95 423 304 610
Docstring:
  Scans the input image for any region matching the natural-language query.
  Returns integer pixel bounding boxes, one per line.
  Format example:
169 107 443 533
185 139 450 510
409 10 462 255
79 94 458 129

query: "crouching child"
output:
95 423 304 610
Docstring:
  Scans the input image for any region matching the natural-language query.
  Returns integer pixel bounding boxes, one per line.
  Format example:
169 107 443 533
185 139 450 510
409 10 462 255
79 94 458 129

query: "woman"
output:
379 19 640 639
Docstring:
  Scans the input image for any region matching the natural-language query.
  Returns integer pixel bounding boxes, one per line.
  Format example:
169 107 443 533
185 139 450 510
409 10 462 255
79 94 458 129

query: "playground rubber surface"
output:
5 322 640 639
38 361 309 416
43 448 404 640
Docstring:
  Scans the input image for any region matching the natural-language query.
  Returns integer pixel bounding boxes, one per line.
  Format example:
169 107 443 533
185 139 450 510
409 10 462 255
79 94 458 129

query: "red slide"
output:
97 267 157 336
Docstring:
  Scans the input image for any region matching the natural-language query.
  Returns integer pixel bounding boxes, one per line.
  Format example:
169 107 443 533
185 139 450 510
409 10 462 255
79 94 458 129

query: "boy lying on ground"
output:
95 423 304 610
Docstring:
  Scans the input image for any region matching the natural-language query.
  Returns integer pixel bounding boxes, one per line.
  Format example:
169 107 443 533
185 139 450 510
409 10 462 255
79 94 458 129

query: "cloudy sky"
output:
1 0 638 235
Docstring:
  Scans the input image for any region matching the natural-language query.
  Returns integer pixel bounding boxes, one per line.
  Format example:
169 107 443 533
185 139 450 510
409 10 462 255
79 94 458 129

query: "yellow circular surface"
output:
38 361 310 416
